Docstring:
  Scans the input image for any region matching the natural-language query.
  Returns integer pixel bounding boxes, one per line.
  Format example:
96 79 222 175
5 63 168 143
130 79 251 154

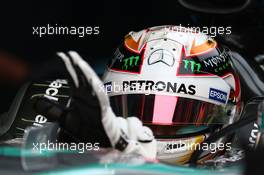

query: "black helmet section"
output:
0 79 71 145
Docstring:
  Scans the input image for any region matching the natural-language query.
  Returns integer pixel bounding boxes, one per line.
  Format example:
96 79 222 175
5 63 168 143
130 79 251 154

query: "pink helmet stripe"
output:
152 95 178 124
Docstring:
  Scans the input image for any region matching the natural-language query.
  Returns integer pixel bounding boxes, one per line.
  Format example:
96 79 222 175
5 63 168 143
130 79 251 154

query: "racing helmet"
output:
103 25 241 164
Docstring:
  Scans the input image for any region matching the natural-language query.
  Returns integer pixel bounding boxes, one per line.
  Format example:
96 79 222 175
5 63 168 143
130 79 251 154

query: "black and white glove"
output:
34 51 157 159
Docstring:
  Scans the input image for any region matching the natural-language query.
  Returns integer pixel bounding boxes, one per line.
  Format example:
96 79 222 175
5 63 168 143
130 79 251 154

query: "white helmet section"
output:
104 73 230 106
103 26 231 106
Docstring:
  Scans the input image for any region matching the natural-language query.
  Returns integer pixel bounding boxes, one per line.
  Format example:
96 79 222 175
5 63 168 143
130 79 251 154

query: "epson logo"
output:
209 88 228 104
123 80 196 95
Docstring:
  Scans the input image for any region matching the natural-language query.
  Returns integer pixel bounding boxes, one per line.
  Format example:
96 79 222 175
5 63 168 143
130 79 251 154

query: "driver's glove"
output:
34 51 157 159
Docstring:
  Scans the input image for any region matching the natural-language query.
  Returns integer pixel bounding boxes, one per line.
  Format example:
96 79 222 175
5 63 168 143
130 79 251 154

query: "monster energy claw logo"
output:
183 60 201 72
122 56 140 70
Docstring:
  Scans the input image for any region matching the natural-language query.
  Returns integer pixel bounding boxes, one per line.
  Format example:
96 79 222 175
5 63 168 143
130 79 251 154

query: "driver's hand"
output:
34 51 157 159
